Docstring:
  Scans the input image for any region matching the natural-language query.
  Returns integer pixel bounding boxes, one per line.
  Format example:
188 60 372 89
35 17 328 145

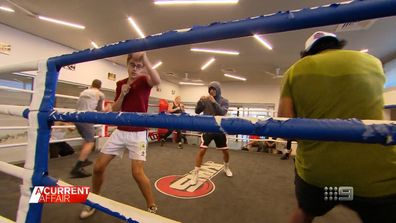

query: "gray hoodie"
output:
195 81 229 116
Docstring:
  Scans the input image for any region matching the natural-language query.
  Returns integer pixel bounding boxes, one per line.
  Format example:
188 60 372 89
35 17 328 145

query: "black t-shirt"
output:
171 102 182 114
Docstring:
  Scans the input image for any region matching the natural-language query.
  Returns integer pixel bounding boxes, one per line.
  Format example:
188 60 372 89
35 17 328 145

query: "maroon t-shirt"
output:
115 76 152 132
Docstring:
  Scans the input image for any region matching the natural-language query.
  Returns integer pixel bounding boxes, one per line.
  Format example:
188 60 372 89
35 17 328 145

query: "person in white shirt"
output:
70 79 105 178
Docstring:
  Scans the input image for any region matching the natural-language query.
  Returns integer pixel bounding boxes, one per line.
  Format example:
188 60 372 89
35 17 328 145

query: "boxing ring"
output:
1 0 396 222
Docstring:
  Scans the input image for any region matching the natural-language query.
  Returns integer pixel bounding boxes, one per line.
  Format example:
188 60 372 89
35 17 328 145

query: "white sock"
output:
194 166 200 171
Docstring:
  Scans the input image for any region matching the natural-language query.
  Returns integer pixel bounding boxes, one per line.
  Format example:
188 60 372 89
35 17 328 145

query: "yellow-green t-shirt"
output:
281 49 396 197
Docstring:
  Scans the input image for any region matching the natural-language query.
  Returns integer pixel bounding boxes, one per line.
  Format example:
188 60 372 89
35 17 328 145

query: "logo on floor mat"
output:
155 161 223 199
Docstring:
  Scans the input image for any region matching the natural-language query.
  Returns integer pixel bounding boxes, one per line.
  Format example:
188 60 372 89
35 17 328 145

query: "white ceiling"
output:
1 0 396 85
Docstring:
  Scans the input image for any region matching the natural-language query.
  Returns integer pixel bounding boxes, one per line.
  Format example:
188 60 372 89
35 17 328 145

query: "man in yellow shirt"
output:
279 31 396 223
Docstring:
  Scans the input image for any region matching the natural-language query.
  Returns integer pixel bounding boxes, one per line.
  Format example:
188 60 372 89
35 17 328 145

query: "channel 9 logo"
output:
324 186 353 201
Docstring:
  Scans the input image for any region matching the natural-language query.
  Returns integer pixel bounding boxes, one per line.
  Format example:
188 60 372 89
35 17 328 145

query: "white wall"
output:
384 87 396 106
180 83 281 108
179 85 208 103
384 58 396 106
2 22 394 108
0 24 180 162
179 57 396 109
151 81 180 100
383 62 396 121
221 83 281 108
1 23 281 108
0 23 179 98
385 58 396 74
385 58 396 88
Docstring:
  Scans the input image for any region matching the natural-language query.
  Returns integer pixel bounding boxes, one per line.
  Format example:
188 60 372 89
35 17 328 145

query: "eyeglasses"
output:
129 63 145 69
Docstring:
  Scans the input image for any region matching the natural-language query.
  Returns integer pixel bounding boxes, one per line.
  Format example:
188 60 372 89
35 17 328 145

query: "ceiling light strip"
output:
152 61 163 69
179 82 204 86
201 58 215 70
2 0 35 16
128 17 145 38
91 41 99 49
253 34 273 50
38 16 85 29
154 0 239 5
224 73 246 81
0 6 15 12
191 48 239 55
360 49 368 53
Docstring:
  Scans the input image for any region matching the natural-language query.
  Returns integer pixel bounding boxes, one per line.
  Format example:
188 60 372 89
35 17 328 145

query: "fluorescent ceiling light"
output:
38 16 85 29
0 6 15 12
154 0 238 5
191 48 239 55
128 17 145 38
253 34 273 50
201 58 215 70
224 73 246 81
152 61 163 69
90 41 99 49
360 49 369 53
179 82 204 86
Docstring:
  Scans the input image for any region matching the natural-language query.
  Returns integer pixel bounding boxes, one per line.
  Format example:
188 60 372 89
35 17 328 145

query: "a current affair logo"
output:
155 161 223 199
29 186 90 203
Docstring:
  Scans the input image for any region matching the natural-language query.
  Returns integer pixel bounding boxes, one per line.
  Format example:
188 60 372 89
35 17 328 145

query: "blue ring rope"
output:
25 110 396 145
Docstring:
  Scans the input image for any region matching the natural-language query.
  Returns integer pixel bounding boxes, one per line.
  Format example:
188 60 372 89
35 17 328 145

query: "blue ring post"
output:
24 61 59 223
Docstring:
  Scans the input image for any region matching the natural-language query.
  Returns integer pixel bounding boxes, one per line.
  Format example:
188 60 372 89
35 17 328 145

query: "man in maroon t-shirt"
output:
80 52 161 219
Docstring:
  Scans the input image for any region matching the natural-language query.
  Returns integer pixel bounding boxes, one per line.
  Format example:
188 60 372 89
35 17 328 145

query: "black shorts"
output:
295 173 396 223
200 133 228 149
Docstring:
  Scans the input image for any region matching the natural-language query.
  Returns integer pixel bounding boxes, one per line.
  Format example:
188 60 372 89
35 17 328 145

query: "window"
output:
0 72 33 106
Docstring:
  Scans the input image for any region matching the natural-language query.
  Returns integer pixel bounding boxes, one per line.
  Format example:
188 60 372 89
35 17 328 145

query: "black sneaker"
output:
80 159 93 167
70 167 92 178
178 142 183 149
160 139 165 147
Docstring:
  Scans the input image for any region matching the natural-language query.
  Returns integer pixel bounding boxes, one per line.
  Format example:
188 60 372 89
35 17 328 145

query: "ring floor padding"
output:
0 144 361 223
